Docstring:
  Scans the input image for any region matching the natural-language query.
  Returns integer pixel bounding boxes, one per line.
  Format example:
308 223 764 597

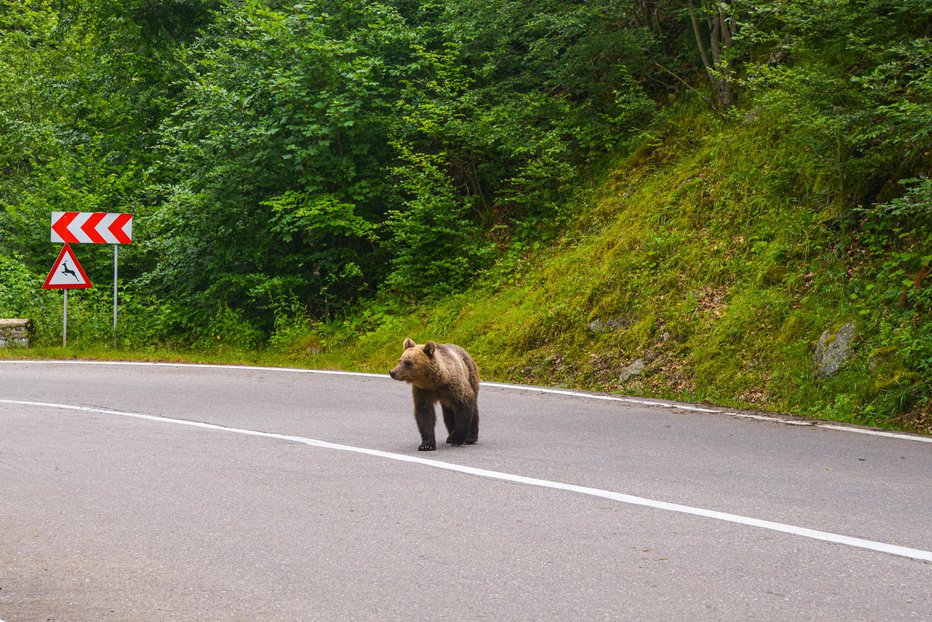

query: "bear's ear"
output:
403 337 416 350
423 341 436 357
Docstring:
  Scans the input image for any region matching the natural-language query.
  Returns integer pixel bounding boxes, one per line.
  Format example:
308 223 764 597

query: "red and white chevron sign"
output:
51 211 133 244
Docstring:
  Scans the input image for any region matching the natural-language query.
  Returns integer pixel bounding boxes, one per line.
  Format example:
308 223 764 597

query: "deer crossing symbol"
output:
60 260 79 281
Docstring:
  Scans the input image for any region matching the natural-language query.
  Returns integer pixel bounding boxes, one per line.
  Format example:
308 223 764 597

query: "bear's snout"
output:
389 369 397 379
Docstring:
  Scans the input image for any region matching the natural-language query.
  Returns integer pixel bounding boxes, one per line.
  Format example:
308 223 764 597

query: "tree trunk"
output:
686 0 737 111
639 0 662 36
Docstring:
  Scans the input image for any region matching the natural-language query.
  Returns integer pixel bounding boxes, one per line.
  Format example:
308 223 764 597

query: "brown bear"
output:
389 338 480 451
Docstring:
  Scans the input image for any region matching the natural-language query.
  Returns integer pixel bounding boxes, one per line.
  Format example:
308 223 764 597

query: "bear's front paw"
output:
418 443 436 451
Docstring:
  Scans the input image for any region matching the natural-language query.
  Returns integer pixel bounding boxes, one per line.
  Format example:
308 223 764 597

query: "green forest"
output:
1 0 929 431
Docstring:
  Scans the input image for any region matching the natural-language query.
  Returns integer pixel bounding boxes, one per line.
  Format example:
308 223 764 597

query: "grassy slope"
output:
296 109 929 433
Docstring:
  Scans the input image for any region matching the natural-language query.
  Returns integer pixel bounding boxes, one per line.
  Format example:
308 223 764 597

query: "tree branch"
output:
653 62 722 116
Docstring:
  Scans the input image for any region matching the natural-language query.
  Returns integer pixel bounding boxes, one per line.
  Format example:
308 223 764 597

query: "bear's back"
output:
436 343 479 394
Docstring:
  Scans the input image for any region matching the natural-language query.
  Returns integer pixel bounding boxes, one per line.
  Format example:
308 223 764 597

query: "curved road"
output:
1 361 930 620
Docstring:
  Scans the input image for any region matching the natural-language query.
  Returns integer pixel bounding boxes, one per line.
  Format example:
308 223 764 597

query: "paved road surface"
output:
1 361 930 620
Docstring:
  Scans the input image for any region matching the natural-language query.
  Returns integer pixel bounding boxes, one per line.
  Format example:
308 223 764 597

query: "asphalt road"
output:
0 360 930 621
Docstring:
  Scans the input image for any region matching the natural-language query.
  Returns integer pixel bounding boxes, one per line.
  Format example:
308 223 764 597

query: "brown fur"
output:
389 338 480 451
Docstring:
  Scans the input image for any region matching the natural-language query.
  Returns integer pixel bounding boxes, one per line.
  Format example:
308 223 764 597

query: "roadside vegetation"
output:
1 1 929 432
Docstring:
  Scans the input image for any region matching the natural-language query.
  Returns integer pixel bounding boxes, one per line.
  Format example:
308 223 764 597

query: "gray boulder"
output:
814 322 856 378
618 359 646 383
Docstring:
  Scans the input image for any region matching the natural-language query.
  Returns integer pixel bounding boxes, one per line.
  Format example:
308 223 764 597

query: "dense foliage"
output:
1 1 929 425
2 0 670 333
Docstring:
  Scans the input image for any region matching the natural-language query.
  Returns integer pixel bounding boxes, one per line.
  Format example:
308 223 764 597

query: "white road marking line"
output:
2 397 931 564
1 360 929 443
818 424 930 440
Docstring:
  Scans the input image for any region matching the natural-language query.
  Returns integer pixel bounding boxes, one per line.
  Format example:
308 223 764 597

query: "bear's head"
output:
389 338 438 387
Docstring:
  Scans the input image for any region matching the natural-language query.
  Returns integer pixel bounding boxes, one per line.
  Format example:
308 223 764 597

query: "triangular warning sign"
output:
43 243 92 289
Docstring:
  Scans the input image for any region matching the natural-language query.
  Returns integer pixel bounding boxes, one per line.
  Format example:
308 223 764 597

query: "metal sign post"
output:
63 290 68 347
113 244 118 348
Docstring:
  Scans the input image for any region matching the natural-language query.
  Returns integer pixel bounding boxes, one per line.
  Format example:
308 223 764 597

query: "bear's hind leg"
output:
466 405 479 445
442 405 456 444
448 402 474 447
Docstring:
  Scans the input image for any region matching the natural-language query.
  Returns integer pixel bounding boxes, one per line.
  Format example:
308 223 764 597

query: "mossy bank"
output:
296 107 931 434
